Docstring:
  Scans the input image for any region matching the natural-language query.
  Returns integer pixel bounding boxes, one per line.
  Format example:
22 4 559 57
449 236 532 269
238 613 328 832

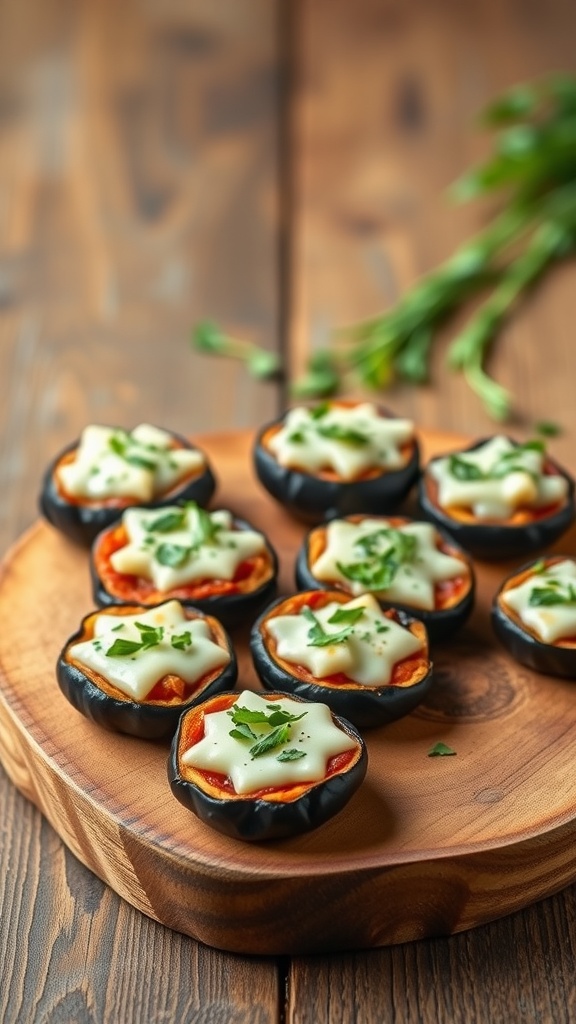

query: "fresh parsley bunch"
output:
192 74 576 421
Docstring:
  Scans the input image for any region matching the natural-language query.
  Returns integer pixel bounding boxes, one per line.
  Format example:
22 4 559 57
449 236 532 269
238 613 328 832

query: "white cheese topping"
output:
69 600 230 701
57 423 205 502
182 689 357 795
501 560 576 643
310 519 466 610
266 594 424 687
429 436 567 519
267 403 414 481
110 505 267 592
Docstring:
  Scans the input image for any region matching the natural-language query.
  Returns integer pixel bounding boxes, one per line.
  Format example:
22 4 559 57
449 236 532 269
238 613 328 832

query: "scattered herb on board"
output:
191 74 576 422
428 742 457 757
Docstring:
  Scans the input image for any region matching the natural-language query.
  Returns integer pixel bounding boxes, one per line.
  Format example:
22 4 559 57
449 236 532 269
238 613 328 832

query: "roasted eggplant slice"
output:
40 423 216 546
419 435 575 560
295 514 474 642
167 688 367 841
492 556 576 678
91 503 278 628
250 590 432 729
57 601 237 739
253 400 419 523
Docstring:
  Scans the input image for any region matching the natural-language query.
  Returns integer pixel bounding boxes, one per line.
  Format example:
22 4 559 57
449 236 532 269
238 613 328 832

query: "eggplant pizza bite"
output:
295 515 474 642
250 590 432 729
492 556 576 678
40 423 216 545
253 400 419 522
57 600 237 739
420 436 574 560
168 688 367 841
91 502 278 628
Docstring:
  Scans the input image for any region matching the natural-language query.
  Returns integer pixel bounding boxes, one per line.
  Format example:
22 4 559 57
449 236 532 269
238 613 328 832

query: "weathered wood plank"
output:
0 0 281 548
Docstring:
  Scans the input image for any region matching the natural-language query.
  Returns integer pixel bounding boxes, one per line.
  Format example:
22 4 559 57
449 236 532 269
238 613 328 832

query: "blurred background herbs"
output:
192 74 576 422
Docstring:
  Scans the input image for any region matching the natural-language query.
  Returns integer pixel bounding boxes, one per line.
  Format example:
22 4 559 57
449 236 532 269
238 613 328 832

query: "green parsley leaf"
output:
428 742 457 757
316 423 368 446
301 605 358 647
186 503 222 547
531 559 547 574
108 432 128 457
327 607 366 627
277 749 306 762
535 420 562 438
528 583 576 607
125 453 157 471
229 723 258 742
155 543 191 568
227 706 274 725
170 631 192 650
287 430 305 443
145 511 186 533
106 638 144 657
249 723 291 759
310 401 331 420
448 454 485 481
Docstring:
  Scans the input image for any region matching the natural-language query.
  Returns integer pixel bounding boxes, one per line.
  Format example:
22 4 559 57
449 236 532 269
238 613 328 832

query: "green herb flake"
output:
171 631 193 651
277 749 306 762
287 430 305 443
125 453 157 471
111 623 124 632
229 723 258 742
428 742 457 757
106 638 145 657
249 723 291 759
155 543 191 568
327 607 365 627
310 401 331 420
448 455 486 481
145 510 187 533
535 420 562 438
301 605 358 647
528 583 576 607
316 423 369 446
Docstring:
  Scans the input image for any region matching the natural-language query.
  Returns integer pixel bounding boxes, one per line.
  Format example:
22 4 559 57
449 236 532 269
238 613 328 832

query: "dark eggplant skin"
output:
90 514 279 630
491 557 576 678
167 691 367 841
294 515 475 643
419 437 575 561
250 593 433 729
39 430 217 547
253 408 420 524
56 605 238 740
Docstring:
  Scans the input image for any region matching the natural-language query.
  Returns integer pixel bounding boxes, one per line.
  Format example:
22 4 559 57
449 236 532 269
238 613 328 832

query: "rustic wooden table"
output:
1 1 576 1020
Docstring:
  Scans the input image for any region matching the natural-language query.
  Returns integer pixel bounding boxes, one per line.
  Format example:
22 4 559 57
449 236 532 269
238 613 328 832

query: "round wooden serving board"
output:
2 429 576 955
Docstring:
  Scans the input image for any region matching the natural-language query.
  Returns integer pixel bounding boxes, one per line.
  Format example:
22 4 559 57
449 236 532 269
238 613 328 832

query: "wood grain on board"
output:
3 430 576 957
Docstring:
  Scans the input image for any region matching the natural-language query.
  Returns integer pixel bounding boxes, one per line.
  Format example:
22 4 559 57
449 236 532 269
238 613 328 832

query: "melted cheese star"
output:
58 423 204 502
267 594 424 687
182 689 356 795
269 403 414 480
110 505 266 591
311 519 466 610
503 560 576 643
69 600 230 700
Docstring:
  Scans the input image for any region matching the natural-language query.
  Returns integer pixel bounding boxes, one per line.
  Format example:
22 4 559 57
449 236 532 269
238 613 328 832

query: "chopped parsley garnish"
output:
145 510 187 533
108 432 128 457
186 502 222 547
171 630 193 650
287 430 305 443
327 606 366 627
338 527 417 591
428 742 457 757
301 605 363 647
106 637 148 657
125 453 157 471
316 423 368 446
310 401 330 420
227 703 308 760
277 749 306 762
448 440 546 483
528 582 576 607
155 543 191 568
